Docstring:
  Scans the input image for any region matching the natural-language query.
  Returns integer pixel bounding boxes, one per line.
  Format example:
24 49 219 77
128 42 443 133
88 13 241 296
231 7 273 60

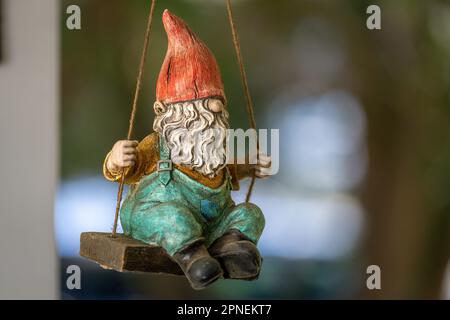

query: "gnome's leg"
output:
128 201 223 290
208 203 265 280
212 203 265 245
129 201 203 256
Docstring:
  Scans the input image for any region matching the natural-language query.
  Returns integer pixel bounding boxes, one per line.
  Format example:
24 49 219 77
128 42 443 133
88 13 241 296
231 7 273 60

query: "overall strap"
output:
224 165 233 191
157 134 173 185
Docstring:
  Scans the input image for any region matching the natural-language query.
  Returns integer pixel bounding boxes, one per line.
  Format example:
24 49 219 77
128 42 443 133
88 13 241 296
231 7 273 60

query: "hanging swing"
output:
80 0 259 276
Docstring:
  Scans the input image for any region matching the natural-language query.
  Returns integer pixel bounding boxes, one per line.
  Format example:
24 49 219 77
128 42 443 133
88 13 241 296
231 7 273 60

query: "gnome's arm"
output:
236 163 253 180
234 153 272 181
103 133 159 184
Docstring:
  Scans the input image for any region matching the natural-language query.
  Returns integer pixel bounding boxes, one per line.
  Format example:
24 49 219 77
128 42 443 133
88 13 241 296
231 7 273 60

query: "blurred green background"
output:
59 0 450 299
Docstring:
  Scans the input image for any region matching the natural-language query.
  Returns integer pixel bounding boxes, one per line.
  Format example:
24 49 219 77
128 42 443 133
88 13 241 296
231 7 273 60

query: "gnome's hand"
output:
237 152 272 180
255 153 272 179
106 140 139 172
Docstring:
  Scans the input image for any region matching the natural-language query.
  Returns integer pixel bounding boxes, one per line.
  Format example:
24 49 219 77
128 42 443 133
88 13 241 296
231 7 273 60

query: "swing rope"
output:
226 0 258 203
112 0 157 237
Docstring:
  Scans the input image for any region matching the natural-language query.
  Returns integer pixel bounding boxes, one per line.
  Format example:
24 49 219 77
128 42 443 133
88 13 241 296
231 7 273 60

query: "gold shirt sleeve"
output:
103 133 159 185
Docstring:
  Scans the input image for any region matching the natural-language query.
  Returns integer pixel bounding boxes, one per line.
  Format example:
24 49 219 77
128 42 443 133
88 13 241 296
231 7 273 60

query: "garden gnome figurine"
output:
103 10 271 290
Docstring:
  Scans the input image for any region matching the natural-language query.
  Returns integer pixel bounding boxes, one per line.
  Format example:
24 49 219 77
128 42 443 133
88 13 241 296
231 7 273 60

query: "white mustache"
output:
153 99 229 177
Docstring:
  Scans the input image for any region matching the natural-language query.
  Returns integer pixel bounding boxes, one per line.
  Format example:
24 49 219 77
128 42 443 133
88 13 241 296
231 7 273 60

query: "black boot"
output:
208 230 262 280
173 241 223 290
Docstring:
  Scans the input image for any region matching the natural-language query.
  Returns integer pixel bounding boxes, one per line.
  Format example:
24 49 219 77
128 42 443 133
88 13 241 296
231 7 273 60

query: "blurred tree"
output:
349 0 450 298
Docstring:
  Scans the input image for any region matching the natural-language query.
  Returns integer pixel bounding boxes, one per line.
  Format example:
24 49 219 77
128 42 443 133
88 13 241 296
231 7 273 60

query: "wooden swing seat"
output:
79 232 183 275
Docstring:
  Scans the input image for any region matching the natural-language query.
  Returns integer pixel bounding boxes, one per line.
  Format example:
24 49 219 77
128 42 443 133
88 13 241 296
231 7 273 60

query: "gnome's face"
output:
152 10 230 178
153 98 229 178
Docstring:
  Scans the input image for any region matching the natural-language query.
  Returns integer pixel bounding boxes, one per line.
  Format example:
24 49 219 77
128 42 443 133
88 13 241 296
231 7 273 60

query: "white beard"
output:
153 99 229 178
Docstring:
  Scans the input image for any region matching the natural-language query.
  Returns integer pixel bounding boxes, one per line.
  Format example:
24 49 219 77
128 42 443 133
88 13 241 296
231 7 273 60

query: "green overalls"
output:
120 136 265 256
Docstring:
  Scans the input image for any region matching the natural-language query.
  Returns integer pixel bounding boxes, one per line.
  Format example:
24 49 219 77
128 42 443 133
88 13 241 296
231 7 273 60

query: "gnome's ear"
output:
153 101 167 115
208 98 224 113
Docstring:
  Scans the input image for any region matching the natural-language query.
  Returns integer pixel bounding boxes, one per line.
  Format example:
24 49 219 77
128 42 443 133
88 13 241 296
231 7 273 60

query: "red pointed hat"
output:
156 9 226 105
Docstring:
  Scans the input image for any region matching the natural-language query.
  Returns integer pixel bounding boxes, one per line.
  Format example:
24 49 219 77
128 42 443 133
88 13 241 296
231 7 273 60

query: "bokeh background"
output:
57 0 450 299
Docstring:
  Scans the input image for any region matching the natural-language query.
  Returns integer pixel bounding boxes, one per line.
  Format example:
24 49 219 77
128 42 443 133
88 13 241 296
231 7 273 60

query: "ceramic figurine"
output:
103 10 271 290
